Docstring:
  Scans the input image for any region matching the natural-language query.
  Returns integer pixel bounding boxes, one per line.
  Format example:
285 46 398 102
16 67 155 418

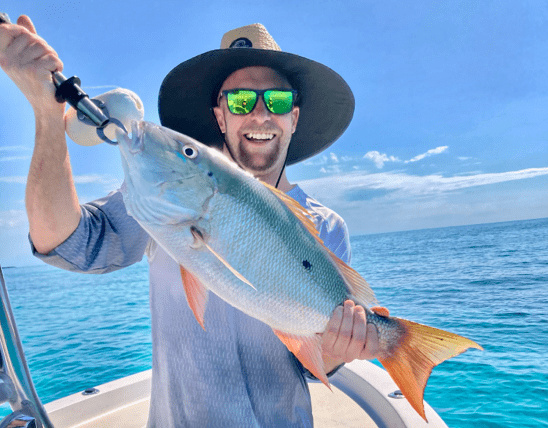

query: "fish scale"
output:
116 120 483 422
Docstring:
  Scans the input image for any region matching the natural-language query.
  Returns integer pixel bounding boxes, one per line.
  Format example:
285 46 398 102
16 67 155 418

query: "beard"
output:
230 137 285 173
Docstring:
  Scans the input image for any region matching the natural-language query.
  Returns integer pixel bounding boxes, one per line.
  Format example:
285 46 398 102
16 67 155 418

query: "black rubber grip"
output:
54 75 87 106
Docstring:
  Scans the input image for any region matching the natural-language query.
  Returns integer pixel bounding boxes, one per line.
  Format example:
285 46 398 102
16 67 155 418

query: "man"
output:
0 17 379 427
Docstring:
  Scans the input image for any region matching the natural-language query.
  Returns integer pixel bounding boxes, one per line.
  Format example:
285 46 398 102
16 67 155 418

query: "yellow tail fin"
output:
377 318 483 421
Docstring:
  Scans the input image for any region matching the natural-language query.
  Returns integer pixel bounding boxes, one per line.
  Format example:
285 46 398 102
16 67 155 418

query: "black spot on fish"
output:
303 260 312 271
208 172 213 177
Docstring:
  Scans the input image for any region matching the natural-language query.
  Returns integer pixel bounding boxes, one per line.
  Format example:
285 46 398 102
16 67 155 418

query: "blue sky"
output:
1 0 547 266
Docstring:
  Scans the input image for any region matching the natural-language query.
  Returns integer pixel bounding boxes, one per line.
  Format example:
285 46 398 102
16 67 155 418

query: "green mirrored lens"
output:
264 90 294 114
227 90 257 114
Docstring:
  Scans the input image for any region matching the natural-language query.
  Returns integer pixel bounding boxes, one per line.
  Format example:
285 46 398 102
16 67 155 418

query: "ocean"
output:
1 217 547 427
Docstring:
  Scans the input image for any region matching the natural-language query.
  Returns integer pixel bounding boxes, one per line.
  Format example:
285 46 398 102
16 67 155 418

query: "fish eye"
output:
182 145 198 159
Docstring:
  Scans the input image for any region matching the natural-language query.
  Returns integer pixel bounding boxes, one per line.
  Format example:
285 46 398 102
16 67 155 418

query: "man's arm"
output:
26 104 81 254
0 15 81 253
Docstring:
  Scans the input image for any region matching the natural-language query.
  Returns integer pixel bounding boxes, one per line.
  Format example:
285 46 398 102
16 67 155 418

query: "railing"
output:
0 265 54 428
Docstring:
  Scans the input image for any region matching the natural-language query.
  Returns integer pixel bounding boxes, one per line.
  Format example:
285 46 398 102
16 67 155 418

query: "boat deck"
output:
44 382 376 428
310 384 378 427
44 362 448 428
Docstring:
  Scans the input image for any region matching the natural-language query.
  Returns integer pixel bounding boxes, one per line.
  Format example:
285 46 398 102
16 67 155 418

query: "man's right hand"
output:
0 15 64 116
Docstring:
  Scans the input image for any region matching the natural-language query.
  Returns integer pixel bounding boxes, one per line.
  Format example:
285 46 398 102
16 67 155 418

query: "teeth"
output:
245 133 274 140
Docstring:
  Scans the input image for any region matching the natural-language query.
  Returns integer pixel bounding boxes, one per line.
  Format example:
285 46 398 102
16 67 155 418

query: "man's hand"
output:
321 300 380 372
0 15 64 115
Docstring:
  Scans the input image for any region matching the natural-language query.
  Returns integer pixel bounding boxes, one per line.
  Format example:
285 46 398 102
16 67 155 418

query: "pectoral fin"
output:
272 329 330 389
180 265 208 330
190 226 257 291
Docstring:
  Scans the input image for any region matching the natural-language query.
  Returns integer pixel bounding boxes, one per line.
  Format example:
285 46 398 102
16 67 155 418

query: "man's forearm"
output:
26 110 81 254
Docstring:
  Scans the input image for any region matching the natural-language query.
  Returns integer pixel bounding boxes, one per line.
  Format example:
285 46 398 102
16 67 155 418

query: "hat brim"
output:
158 48 354 165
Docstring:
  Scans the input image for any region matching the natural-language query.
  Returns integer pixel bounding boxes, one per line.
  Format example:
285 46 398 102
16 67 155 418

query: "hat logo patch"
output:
230 38 253 48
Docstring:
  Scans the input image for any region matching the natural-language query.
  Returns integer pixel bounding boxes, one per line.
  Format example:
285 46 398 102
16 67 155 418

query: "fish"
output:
116 120 483 421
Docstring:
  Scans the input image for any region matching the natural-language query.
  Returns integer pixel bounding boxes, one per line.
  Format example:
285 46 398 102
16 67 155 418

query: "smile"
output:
244 133 275 141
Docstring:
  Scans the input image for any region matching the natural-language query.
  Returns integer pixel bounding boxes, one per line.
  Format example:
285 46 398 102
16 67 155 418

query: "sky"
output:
0 0 547 266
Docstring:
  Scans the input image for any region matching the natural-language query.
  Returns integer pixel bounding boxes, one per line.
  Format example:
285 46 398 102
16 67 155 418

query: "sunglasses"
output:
219 88 298 115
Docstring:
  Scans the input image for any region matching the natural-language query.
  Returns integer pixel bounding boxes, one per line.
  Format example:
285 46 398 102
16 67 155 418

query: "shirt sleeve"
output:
317 211 352 265
29 190 151 274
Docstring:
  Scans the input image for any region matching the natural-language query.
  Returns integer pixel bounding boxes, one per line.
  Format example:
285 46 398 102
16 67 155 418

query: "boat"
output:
0 265 449 428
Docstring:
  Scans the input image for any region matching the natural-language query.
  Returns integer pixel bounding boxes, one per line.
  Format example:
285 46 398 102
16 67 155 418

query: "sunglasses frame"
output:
219 88 298 115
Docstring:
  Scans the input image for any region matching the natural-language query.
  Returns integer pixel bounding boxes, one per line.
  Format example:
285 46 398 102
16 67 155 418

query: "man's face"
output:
213 66 300 179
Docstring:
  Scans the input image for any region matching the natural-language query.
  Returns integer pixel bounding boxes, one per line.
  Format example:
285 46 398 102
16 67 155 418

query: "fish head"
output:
115 121 220 226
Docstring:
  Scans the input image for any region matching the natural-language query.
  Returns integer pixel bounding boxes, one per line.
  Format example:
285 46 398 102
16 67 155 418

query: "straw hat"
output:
158 24 354 165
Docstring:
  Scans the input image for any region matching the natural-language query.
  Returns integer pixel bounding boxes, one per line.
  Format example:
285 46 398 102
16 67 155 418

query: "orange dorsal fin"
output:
377 317 483 421
190 227 256 291
263 182 377 307
371 306 390 317
272 329 330 389
263 182 321 240
327 249 377 306
180 265 208 330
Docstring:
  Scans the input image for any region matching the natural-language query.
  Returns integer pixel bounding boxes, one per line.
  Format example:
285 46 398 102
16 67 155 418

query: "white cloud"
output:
298 166 548 235
405 146 448 163
320 165 343 174
305 152 358 173
73 174 119 186
363 151 400 169
0 210 27 228
0 174 120 187
454 170 483 176
0 174 122 199
303 155 329 166
0 156 31 162
0 176 27 184
0 146 31 152
299 167 548 203
74 174 122 193
363 146 449 169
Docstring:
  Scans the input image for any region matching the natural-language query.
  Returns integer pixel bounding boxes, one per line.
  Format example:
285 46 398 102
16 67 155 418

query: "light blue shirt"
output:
31 184 351 427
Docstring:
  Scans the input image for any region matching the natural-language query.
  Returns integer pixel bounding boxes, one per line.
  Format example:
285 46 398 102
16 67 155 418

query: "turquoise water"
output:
1 217 547 427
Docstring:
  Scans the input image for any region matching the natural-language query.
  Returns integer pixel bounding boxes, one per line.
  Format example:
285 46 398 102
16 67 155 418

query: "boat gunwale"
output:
44 360 448 428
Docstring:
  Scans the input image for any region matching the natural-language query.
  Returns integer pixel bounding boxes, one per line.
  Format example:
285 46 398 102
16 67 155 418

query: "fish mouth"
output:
116 120 145 155
129 121 146 154
116 121 146 197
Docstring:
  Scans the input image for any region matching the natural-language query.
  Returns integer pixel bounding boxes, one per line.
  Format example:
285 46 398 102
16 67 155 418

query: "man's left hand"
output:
321 300 379 370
